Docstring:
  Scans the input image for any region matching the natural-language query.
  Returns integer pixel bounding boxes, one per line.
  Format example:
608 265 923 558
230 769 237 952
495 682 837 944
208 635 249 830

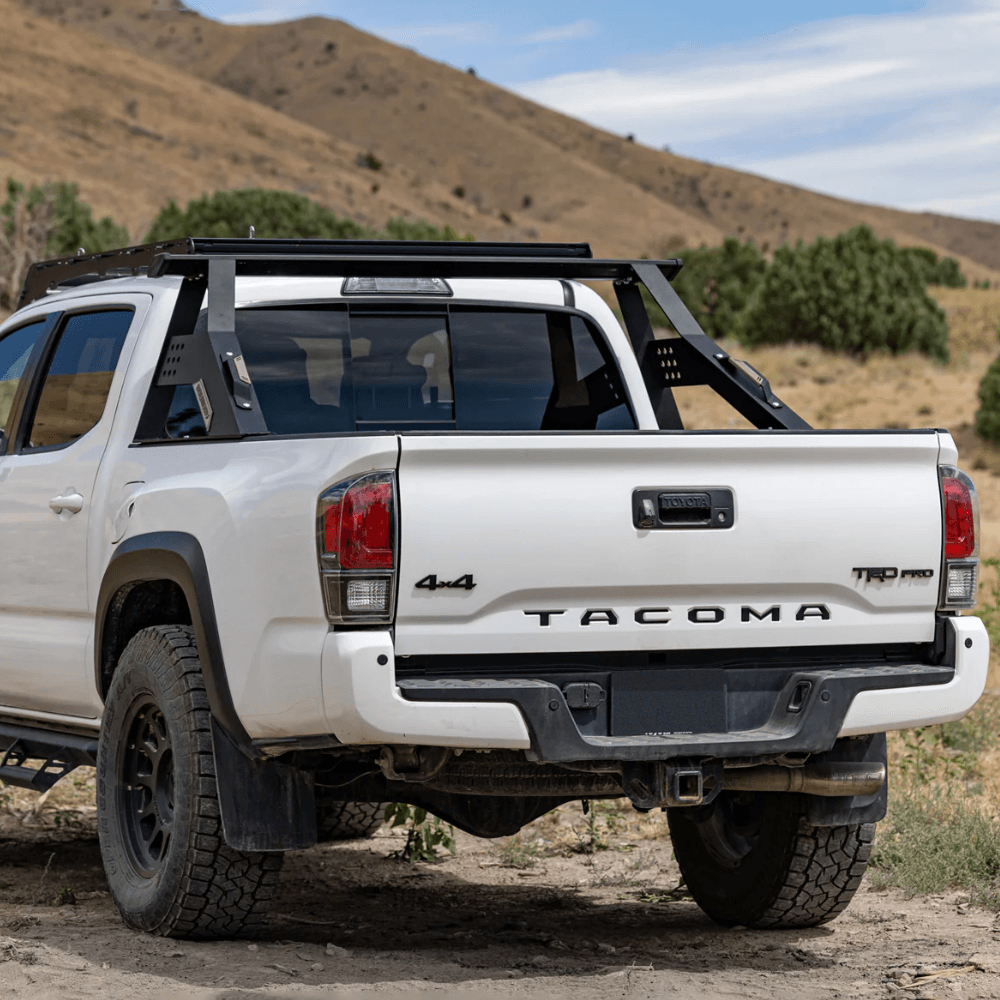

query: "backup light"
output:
946 564 977 605
341 276 452 296
346 578 390 612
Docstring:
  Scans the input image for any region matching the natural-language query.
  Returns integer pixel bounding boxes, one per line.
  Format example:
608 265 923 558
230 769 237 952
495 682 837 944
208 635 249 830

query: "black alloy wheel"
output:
119 699 175 877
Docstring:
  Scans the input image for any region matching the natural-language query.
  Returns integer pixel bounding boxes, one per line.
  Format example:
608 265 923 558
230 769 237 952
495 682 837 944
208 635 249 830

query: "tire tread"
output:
98 625 284 939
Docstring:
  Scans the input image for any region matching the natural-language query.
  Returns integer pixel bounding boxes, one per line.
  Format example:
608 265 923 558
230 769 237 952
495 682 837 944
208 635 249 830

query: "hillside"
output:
0 0 514 246
11 0 1000 283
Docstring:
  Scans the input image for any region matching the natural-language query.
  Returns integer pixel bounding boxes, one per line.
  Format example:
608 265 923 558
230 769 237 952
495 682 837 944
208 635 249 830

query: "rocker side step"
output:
0 721 99 792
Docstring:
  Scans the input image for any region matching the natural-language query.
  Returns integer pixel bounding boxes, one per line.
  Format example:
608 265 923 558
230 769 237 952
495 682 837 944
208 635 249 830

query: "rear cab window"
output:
164 304 635 437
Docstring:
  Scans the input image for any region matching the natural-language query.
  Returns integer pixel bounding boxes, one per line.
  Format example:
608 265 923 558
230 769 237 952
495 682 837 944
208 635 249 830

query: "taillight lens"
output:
939 466 979 610
317 472 396 623
942 477 975 559
323 479 393 569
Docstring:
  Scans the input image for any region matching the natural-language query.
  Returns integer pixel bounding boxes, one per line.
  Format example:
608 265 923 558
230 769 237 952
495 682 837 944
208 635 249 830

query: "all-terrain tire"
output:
667 791 874 929
316 800 386 842
96 625 284 938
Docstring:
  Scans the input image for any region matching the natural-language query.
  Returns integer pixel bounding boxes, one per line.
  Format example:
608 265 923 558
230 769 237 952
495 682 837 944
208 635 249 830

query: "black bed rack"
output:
17 237 808 432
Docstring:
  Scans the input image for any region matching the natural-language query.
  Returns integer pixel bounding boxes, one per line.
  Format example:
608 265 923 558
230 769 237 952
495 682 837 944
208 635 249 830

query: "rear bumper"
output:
320 617 987 762
837 615 988 736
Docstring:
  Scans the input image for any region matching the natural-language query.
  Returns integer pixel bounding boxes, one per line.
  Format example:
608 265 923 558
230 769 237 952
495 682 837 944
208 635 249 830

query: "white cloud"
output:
217 0 319 24
516 20 597 45
376 22 496 47
512 2 1000 220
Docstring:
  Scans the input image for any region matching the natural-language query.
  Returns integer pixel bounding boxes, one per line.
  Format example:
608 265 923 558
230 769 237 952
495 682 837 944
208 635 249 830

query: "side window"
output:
449 309 635 431
0 319 47 438
25 310 133 450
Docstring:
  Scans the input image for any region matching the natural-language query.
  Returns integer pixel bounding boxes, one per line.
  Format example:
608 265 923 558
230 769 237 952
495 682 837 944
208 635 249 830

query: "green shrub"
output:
383 216 473 242
2 178 128 257
145 188 474 244
383 802 456 862
642 237 767 340
976 359 1000 442
145 188 374 242
901 246 966 288
740 225 950 361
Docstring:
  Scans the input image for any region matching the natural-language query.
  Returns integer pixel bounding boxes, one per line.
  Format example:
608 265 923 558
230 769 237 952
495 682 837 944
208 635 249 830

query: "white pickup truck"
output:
0 238 987 938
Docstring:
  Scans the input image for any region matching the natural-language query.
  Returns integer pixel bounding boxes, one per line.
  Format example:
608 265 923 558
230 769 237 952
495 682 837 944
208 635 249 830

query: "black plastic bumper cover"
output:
399 662 952 764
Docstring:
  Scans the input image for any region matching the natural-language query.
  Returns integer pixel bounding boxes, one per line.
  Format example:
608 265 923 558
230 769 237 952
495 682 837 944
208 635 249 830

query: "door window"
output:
0 319 48 439
25 310 133 450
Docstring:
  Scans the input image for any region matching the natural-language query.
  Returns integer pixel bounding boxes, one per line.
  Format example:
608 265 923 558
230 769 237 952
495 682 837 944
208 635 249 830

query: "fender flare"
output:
95 531 253 755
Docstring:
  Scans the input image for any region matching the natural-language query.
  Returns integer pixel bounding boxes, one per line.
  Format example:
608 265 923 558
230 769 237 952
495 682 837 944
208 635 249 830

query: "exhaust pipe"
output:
723 762 885 797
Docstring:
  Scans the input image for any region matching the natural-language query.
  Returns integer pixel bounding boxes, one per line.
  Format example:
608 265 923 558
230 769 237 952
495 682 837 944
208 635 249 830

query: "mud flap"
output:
211 719 317 851
804 733 888 827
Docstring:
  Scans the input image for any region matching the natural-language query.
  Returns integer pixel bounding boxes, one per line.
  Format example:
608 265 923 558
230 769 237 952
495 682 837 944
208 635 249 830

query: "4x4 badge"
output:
415 574 476 591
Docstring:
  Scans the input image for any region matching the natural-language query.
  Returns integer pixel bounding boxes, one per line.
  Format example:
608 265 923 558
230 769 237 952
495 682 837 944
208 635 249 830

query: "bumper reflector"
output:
346 578 390 612
946 563 977 605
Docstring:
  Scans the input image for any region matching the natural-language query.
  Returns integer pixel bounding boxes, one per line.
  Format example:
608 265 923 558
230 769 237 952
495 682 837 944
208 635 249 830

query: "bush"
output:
45 182 130 257
383 216 473 242
145 188 374 242
902 246 966 288
2 179 128 257
642 237 767 340
1 178 129 308
740 225 950 361
145 188 473 244
976 361 1000 443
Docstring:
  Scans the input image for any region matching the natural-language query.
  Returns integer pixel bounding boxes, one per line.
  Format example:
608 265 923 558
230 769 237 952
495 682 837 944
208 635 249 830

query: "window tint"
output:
450 309 634 430
237 309 354 435
349 313 454 429
0 320 47 436
26 310 132 450
173 306 632 437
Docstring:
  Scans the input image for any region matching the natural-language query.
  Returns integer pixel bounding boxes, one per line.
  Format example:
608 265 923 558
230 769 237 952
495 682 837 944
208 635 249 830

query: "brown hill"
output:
0 0 1000 278
0 0 510 246
13 0 1000 282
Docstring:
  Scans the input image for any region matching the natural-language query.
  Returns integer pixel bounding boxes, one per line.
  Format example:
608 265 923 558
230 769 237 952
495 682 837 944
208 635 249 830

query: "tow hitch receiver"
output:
622 761 724 810
622 759 886 810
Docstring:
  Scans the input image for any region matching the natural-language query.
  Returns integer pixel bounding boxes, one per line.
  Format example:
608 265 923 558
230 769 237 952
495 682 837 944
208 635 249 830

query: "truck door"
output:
0 298 147 718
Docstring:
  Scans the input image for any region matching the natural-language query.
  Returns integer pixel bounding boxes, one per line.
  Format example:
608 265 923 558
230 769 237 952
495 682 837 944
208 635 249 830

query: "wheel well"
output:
99 580 192 699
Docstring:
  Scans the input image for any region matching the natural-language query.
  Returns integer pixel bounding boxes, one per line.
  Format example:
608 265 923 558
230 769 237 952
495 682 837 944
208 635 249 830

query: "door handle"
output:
49 493 84 515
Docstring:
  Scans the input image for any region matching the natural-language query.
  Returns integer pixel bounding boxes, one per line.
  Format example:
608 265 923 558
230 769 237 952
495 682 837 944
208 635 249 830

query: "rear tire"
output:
96 625 284 938
667 791 874 929
316 800 386 842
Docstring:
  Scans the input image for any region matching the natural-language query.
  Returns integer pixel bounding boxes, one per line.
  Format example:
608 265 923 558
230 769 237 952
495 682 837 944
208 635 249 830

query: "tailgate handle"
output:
633 489 735 530
659 493 712 524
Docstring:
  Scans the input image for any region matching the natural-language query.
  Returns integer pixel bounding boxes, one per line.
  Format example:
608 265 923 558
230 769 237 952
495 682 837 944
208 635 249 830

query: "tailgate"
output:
394 431 944 656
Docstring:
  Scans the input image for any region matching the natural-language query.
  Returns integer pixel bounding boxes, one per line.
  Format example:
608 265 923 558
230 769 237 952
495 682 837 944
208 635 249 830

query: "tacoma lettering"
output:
524 605 836 624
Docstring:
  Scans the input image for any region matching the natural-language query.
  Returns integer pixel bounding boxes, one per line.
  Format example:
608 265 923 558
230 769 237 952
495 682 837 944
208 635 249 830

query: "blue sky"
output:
188 1 1000 222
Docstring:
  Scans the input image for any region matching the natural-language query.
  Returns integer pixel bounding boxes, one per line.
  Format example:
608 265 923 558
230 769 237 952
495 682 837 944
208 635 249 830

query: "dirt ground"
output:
1 793 1000 1000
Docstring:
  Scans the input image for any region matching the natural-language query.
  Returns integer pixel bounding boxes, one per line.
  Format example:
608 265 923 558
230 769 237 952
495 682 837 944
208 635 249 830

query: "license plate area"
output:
611 669 727 736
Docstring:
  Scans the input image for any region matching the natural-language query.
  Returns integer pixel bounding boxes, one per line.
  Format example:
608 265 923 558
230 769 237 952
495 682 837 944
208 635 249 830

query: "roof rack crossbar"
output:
17 238 596 308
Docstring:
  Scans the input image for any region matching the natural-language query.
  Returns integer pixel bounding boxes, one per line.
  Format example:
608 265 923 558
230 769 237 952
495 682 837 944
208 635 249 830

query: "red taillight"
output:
323 480 394 569
942 476 975 559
